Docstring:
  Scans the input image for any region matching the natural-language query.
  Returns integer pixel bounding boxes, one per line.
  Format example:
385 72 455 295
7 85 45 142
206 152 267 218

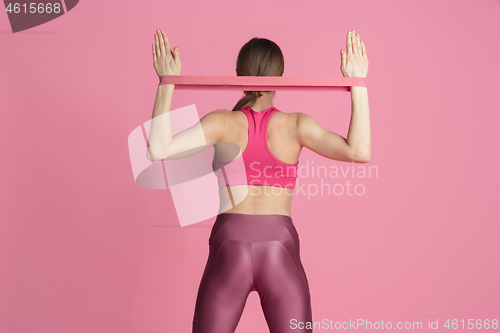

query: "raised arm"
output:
295 29 370 163
146 29 227 161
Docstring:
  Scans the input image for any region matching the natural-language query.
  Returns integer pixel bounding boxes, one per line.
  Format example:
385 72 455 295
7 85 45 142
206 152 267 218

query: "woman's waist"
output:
209 212 299 243
220 208 291 218
218 184 294 201
218 190 293 217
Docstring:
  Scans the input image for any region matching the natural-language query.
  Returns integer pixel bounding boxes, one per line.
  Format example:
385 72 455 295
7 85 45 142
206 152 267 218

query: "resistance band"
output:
159 75 366 91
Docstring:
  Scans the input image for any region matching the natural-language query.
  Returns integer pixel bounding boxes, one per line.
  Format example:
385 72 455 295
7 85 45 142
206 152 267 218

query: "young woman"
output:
147 29 370 333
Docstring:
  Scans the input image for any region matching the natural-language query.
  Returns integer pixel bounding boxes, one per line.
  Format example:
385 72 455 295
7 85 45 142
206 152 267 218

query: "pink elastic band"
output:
159 75 366 91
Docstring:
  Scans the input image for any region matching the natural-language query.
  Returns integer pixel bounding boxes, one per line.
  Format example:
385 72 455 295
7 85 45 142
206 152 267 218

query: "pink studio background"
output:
1 0 499 332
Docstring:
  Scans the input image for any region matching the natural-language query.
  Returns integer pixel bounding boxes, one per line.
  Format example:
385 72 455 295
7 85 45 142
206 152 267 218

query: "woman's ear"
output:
282 72 285 77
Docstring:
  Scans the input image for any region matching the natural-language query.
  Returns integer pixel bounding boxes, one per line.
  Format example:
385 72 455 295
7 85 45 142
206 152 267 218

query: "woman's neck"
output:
249 92 276 112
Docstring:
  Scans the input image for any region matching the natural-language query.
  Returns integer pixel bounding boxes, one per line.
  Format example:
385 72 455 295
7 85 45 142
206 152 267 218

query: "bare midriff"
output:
218 184 294 217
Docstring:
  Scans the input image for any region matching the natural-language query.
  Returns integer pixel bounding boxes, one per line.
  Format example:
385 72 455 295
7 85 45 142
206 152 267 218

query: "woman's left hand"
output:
152 30 181 77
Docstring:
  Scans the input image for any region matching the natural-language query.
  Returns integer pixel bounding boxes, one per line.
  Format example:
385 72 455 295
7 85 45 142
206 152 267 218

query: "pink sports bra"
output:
215 106 298 189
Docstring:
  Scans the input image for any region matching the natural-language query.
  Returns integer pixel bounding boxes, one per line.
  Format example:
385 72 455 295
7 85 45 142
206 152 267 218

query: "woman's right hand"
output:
153 30 181 77
340 30 368 78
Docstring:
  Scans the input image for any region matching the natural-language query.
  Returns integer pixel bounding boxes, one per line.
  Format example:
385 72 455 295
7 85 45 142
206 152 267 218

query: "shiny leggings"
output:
192 213 312 333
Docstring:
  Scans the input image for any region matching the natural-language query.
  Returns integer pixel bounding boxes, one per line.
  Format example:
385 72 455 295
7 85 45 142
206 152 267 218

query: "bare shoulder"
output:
292 111 313 122
204 108 231 117
289 111 325 146
199 109 232 145
212 108 232 114
293 111 320 129
275 109 300 121
200 108 231 124
284 111 309 132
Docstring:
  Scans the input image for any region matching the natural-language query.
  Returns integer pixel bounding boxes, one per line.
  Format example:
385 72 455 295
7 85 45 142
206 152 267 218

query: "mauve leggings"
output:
192 213 312 333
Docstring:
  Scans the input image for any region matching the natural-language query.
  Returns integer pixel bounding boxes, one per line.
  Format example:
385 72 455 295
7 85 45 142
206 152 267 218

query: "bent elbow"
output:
351 149 371 163
359 155 371 163
146 154 157 162
146 147 165 161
